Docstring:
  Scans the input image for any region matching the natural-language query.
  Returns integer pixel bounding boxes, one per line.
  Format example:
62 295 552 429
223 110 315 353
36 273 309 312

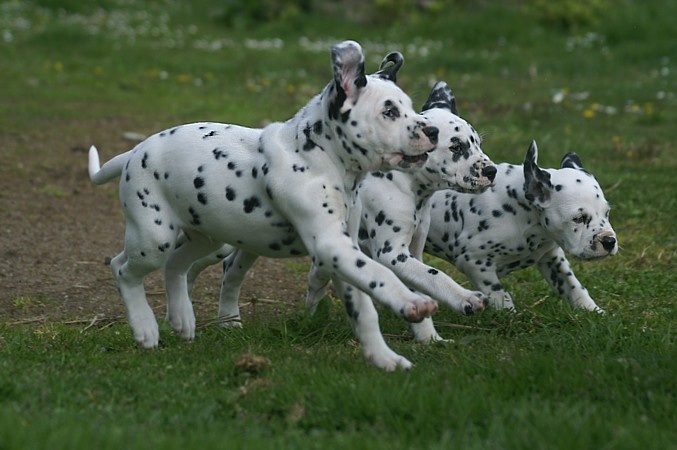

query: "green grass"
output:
1 0 675 448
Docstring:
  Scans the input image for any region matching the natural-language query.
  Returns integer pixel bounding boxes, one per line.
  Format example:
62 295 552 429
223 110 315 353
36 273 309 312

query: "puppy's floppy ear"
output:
523 140 553 207
560 152 585 170
331 40 367 104
374 52 404 83
421 81 458 115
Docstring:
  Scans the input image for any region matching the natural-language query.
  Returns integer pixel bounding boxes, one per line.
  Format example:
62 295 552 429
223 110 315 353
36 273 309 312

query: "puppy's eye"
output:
383 105 400 119
573 214 588 224
448 137 465 154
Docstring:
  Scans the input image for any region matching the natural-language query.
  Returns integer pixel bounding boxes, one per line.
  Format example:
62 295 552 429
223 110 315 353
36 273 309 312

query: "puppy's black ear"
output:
422 81 458 115
331 40 367 105
523 140 553 207
560 152 585 170
374 52 404 83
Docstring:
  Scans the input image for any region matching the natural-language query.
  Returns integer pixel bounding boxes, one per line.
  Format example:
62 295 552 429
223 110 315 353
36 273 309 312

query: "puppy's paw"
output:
166 302 196 340
366 348 413 372
400 296 439 323
460 291 488 315
411 318 451 343
130 316 160 349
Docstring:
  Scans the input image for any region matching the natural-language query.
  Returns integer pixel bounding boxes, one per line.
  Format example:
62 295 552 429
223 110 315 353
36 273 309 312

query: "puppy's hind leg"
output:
164 231 225 340
112 224 177 349
306 263 331 315
218 250 259 328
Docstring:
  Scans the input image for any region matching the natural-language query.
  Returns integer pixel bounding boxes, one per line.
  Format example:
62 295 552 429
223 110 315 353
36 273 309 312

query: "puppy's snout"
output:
601 236 616 252
422 126 438 145
482 165 497 182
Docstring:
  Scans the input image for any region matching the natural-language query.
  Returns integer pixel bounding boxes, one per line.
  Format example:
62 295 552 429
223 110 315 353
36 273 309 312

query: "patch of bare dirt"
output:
0 117 309 326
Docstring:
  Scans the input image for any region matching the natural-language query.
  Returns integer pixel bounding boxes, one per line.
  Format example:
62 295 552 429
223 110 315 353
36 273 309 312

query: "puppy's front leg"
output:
536 247 604 313
334 279 412 371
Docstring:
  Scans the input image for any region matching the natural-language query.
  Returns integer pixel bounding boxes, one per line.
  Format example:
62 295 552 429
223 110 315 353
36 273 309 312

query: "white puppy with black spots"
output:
88 41 441 371
306 80 497 343
425 140 618 312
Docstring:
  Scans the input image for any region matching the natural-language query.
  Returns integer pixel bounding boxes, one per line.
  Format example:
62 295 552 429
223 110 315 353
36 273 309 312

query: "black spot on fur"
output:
225 186 236 201
243 196 261 213
213 148 227 160
375 211 386 226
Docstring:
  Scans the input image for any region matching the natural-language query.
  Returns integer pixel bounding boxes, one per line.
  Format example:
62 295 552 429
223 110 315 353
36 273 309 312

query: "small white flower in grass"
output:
552 89 567 104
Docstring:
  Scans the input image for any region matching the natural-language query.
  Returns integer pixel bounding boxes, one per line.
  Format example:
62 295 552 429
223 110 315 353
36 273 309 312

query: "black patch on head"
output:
421 81 458 114
328 84 347 122
560 152 585 170
193 176 205 189
382 100 401 120
523 140 553 203
374 51 404 82
448 137 471 162
356 259 366 268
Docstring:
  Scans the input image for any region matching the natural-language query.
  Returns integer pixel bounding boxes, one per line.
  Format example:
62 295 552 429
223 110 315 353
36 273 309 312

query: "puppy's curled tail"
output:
88 146 131 185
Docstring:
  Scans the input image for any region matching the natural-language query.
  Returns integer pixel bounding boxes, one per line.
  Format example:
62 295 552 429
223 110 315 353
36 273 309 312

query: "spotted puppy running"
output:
306 81 497 343
88 41 440 370
425 140 618 312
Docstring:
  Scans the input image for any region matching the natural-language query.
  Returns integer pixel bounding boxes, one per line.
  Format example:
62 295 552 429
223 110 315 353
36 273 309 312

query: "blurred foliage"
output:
524 0 611 29
214 0 313 27
214 0 472 26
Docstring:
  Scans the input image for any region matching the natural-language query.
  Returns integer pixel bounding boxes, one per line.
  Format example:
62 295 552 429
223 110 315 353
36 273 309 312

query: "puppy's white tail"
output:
88 145 131 185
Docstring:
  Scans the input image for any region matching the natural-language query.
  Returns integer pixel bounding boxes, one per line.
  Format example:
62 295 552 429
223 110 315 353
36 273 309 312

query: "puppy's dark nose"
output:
601 236 616 251
422 126 438 145
482 165 497 182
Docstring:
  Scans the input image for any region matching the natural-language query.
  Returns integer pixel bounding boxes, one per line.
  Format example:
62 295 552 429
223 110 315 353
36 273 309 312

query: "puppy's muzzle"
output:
422 126 439 145
601 235 616 252
481 165 497 183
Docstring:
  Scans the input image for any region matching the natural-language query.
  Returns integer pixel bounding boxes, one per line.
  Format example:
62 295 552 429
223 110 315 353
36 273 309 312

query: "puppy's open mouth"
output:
400 152 429 165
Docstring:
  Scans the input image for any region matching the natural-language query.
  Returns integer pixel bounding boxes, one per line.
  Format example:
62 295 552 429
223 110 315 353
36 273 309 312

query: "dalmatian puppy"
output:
88 41 441 371
306 81 497 343
425 140 618 312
